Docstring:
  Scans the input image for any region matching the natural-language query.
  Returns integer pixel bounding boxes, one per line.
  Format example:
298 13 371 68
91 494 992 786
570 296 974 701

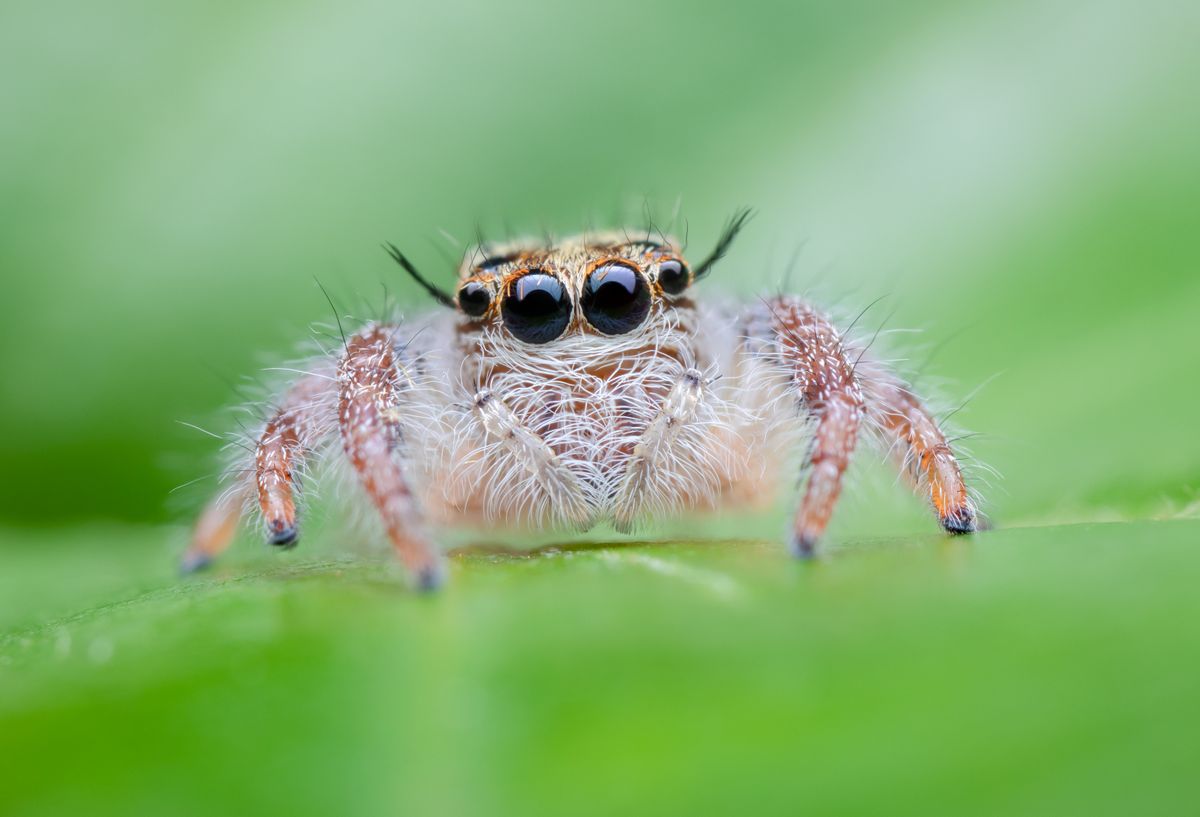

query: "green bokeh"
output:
2 0 1198 814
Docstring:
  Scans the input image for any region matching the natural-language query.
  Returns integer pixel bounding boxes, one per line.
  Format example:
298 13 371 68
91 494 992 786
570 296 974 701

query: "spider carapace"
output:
186 212 979 589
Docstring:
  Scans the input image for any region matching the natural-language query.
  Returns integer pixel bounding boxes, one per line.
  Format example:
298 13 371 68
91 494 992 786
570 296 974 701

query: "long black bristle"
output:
694 208 754 281
383 243 455 308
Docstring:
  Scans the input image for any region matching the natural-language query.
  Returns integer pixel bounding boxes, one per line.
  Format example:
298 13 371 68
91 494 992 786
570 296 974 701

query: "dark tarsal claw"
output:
267 521 298 548
414 564 446 593
179 551 213 575
941 508 978 535
790 533 819 560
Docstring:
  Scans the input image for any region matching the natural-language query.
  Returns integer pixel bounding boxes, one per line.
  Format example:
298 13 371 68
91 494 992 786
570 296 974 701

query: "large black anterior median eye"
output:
582 262 651 335
502 271 572 344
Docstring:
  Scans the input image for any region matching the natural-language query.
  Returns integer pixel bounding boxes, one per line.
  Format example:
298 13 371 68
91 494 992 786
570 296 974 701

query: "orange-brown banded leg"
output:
255 375 335 547
793 393 864 557
182 373 334 572
339 327 442 590
762 299 867 558
871 381 977 533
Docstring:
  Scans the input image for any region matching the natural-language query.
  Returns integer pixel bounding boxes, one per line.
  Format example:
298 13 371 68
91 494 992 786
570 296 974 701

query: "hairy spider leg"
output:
764 299 866 557
181 373 335 572
338 326 443 589
866 377 978 533
256 375 335 546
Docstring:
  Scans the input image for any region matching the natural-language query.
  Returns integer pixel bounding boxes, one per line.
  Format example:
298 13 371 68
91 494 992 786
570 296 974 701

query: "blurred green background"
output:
2 0 1198 814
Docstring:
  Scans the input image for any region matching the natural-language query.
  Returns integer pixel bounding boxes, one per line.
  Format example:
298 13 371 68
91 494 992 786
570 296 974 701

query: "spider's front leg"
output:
339 326 443 589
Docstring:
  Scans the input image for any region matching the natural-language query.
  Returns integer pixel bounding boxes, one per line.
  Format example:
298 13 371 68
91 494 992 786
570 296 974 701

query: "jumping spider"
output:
185 212 979 589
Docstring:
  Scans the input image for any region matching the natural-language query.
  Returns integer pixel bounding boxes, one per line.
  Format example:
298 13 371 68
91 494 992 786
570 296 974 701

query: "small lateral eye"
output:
582 261 651 336
457 281 491 317
502 271 572 344
657 258 691 295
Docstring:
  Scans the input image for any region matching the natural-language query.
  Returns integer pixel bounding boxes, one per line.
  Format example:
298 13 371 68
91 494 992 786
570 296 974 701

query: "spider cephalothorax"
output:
186 212 978 589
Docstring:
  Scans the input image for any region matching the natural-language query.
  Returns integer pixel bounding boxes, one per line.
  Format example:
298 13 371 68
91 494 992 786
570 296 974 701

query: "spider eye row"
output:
454 258 691 344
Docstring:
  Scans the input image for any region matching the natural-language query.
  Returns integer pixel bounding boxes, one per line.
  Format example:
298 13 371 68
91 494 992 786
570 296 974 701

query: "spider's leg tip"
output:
789 533 820 560
267 522 299 548
179 551 213 575
940 509 978 535
413 563 447 593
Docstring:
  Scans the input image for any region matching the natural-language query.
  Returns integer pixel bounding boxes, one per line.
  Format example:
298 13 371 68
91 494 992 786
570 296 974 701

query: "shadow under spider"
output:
448 537 772 561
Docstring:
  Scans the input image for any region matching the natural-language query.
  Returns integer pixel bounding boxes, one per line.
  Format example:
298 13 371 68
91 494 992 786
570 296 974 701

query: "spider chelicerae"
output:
185 212 979 589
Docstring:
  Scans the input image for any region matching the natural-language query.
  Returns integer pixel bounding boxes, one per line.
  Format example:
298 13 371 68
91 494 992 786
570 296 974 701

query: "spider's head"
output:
385 210 751 346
